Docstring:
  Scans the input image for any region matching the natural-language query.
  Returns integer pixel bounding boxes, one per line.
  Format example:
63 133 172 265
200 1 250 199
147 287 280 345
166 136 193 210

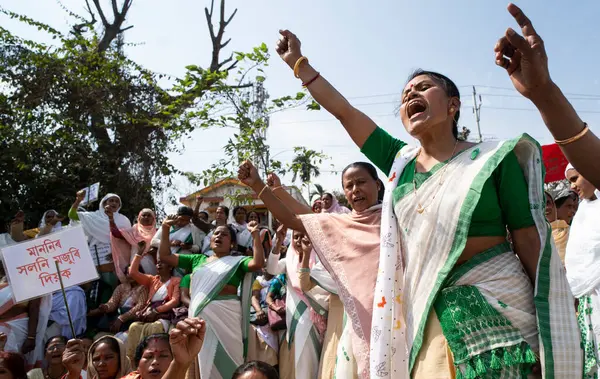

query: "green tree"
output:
309 184 325 201
0 0 281 230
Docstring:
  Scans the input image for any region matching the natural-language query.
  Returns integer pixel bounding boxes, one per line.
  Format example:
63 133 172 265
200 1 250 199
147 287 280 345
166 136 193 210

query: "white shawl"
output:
77 194 131 245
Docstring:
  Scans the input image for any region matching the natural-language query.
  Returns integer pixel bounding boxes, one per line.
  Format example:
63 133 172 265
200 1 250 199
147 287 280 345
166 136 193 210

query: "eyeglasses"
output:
46 344 66 352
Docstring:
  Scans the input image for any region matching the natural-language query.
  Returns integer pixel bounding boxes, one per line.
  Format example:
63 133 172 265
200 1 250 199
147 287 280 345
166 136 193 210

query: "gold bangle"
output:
271 186 283 192
555 123 589 145
257 185 268 198
293 56 308 78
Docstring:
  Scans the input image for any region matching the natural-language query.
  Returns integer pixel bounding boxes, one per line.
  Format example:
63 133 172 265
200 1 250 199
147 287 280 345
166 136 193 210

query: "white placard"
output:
80 182 100 206
0 226 99 303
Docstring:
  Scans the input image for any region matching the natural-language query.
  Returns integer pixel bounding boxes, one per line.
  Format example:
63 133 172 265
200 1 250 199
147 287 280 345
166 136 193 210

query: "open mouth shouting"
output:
407 98 427 120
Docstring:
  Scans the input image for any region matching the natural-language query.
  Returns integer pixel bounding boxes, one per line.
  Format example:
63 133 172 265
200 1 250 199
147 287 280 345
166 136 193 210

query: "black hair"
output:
217 205 230 217
404 69 461 139
246 210 260 223
555 192 578 208
134 333 170 367
341 162 384 203
232 206 247 217
44 335 68 351
232 361 279 379
177 206 194 218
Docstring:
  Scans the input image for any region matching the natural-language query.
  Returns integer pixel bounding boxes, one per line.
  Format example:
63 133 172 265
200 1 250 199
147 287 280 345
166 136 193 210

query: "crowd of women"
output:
2 3 600 379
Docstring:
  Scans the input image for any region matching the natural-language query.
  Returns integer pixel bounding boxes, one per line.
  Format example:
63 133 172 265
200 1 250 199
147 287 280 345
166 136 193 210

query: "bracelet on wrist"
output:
555 123 589 145
293 56 308 78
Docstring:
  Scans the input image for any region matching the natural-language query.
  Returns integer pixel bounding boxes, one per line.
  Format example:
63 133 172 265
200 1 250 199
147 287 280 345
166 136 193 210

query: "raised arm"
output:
246 221 266 272
495 3 600 189
267 173 312 215
130 254 154 287
266 225 288 275
238 161 306 233
276 30 376 148
157 216 180 268
38 214 65 237
9 211 28 242
192 197 215 234
68 190 86 221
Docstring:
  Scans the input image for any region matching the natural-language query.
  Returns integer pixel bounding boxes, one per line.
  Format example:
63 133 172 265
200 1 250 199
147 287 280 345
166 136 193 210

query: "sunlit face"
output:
0 359 14 379
567 169 597 200
399 75 458 138
45 337 66 366
105 197 121 213
545 194 556 222
139 210 155 227
312 202 322 213
91 342 120 379
342 167 379 212
215 207 228 224
234 208 247 224
321 194 333 210
247 212 260 223
292 230 304 252
138 339 172 379
45 210 57 224
211 226 234 254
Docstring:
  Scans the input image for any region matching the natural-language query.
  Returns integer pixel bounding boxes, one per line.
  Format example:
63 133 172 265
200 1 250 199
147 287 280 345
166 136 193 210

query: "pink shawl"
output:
322 193 351 214
111 209 157 283
299 204 382 378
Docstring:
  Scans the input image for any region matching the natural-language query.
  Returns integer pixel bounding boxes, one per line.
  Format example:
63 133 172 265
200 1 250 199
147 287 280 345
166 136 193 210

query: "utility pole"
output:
472 86 483 142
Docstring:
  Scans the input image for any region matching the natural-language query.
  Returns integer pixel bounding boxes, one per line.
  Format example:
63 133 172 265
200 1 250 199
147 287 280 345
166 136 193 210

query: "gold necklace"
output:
413 139 459 214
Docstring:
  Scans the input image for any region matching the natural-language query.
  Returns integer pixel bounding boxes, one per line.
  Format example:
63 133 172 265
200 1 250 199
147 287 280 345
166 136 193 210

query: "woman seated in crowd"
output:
0 351 27 379
150 207 204 258
87 266 149 337
27 336 68 379
266 227 323 379
320 192 350 214
69 192 131 308
126 254 181 362
247 268 278 369
109 209 158 279
158 215 265 379
246 211 272 257
121 334 172 379
62 335 131 379
0 262 51 369
8 209 64 242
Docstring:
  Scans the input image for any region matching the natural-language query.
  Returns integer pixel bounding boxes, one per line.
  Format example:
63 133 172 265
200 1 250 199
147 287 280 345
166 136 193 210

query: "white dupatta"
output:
371 135 581 378
77 194 131 245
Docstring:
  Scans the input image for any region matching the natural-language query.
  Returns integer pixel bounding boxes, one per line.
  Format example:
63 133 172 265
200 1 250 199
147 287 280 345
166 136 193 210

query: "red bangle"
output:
302 72 320 87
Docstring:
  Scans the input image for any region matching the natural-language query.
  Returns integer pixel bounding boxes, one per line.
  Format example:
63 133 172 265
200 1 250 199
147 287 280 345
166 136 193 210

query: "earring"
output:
450 107 455 113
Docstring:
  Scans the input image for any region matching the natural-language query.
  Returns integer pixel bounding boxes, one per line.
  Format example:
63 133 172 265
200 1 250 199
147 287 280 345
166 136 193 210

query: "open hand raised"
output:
494 3 551 100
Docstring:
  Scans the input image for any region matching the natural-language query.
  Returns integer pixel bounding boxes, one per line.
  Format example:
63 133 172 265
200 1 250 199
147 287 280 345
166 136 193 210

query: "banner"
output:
80 182 100 206
0 226 98 303
542 143 568 183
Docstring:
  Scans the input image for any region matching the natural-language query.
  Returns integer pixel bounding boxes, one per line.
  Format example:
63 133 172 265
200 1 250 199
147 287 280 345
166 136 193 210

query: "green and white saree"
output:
371 135 581 378
189 255 253 379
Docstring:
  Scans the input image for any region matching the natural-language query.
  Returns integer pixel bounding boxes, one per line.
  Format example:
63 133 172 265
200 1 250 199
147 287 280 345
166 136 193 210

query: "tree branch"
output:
92 0 109 27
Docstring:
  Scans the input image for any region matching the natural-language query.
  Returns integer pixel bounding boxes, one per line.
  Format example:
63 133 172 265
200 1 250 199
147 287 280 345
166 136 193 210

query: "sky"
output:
3 0 600 209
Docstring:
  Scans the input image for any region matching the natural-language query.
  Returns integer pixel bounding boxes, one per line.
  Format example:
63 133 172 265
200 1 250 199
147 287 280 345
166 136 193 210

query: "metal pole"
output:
55 261 76 338
472 86 483 142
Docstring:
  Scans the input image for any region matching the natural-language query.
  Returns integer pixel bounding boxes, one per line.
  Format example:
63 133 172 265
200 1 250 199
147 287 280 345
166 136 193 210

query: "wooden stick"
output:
55 261 76 338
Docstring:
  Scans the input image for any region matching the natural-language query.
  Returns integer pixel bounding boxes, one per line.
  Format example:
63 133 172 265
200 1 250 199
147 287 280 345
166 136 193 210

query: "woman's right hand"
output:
76 190 86 203
276 224 288 240
276 30 303 70
237 160 262 189
62 339 85 376
169 318 207 366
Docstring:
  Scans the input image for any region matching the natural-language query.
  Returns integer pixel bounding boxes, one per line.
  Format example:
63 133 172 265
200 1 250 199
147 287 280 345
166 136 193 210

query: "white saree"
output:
371 135 581 378
0 284 52 367
189 255 253 379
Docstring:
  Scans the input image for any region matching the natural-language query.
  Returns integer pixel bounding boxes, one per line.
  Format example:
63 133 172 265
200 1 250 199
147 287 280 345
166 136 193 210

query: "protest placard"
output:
80 182 100 205
0 226 98 303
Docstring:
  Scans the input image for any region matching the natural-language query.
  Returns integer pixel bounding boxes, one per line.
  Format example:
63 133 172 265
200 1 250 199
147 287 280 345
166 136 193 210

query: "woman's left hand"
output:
137 240 147 252
104 205 114 219
494 3 552 101
170 318 207 366
247 220 260 235
21 337 35 355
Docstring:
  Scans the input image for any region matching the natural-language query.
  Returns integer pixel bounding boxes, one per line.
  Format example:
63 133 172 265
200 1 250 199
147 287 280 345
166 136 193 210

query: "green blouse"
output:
360 127 535 237
177 254 251 288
